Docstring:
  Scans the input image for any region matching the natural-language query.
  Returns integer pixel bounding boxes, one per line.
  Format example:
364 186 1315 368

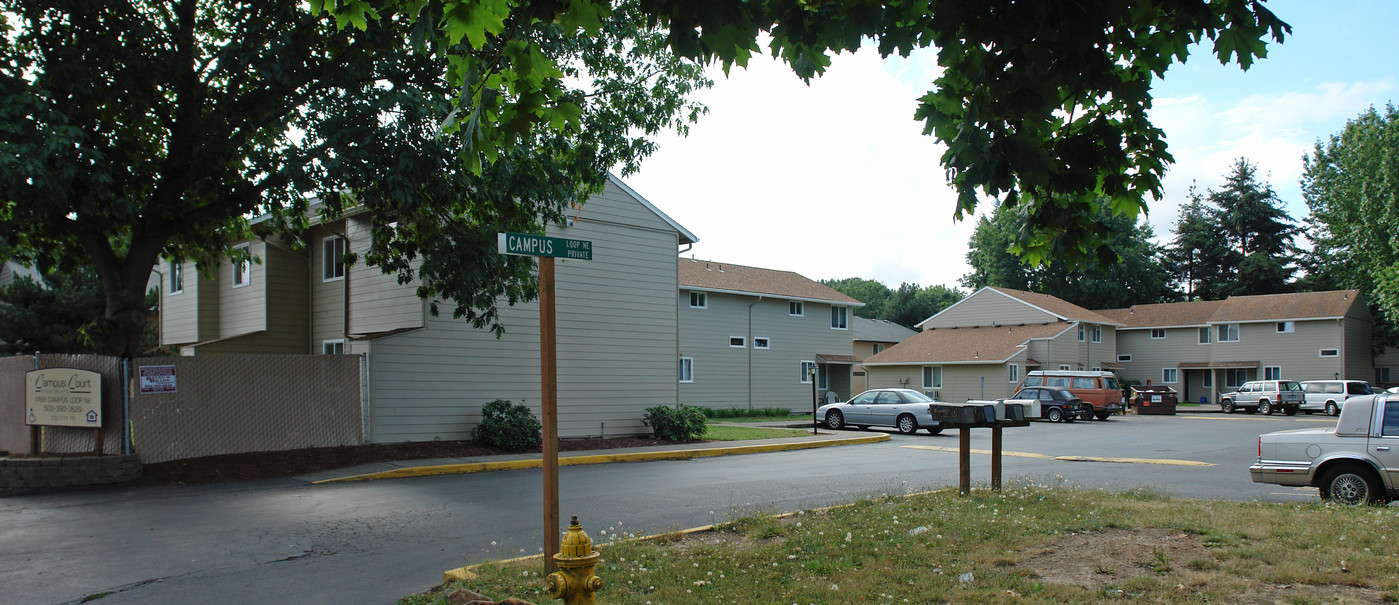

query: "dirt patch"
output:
132 437 701 486
1020 527 1388 604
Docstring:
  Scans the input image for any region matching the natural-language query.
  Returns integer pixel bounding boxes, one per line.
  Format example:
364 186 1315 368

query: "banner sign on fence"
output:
139 365 178 394
25 368 102 428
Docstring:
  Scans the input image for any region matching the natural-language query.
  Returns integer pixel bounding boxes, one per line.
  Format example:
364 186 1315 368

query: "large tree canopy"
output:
327 0 1290 267
0 1 708 356
1302 104 1399 345
820 278 962 330
962 202 1174 309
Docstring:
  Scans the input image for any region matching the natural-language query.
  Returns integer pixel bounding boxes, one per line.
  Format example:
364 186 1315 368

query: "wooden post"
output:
94 428 104 456
958 426 971 495
990 425 1003 490
30 426 40 455
540 257 560 573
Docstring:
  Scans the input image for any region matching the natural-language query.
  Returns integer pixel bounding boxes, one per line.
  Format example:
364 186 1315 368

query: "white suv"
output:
1299 380 1373 416
1219 380 1303 415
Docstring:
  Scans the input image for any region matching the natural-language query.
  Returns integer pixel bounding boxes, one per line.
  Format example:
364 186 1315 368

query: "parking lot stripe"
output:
1177 415 1335 423
901 445 1213 466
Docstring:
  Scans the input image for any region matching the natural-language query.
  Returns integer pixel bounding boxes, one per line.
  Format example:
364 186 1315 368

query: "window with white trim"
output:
1162 368 1178 383
1217 323 1239 342
322 236 345 281
830 306 848 329
872 343 885 355
1276 321 1295 333
1150 328 1165 339
1198 327 1211 344
1117 354 1132 363
1091 366 1102 371
678 357 694 383
923 366 942 389
1078 325 1085 341
1008 363 1019 383
1319 348 1339 358
689 291 707 308
322 339 345 354
1059 364 1071 371
800 360 817 384
1264 366 1282 380
1092 326 1102 343
169 262 183 294
729 336 745 348
753 337 770 350
789 301 803 316
818 365 829 390
232 244 251 287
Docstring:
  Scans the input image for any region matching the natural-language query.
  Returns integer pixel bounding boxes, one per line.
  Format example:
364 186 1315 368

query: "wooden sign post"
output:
497 232 592 572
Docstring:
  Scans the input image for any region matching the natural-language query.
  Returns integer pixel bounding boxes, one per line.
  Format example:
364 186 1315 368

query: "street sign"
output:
497 232 592 261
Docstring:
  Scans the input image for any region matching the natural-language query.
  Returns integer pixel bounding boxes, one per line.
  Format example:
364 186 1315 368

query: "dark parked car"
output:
1003 387 1086 423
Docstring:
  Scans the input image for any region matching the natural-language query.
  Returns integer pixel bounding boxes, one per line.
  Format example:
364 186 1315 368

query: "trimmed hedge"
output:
699 406 794 419
473 399 542 452
643 404 707 441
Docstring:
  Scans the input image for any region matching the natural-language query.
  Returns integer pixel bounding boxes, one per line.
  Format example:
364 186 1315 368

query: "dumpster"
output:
1132 385 1178 415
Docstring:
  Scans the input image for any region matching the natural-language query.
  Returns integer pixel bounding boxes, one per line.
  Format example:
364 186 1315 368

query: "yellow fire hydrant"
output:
545 516 602 605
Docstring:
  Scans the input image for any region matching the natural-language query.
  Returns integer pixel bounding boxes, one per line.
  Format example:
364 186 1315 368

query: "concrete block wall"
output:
0 454 141 495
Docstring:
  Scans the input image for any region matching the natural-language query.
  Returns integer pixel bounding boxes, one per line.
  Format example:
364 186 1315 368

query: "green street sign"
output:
497 232 593 261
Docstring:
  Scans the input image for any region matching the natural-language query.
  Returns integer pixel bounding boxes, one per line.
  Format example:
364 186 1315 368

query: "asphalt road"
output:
0 407 1343 605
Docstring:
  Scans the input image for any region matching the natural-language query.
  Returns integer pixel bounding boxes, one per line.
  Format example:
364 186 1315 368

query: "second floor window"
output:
323 236 345 281
689 291 707 308
830 306 848 329
1198 327 1211 344
1150 329 1165 339
232 244 251 287
1092 326 1102 343
789 301 803 316
169 262 183 294
1217 323 1239 342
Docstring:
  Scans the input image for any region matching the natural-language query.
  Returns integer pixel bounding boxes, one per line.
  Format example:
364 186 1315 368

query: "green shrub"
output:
472 399 541 452
699 406 794 419
643 404 707 441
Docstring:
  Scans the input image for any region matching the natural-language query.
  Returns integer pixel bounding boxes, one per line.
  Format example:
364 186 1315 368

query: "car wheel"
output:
896 414 918 435
1319 465 1385 505
856 425 869 430
1325 401 1340 416
1046 407 1064 423
925 426 942 435
1221 400 1235 414
1079 405 1094 421
1283 406 1298 416
824 410 844 430
1096 413 1111 421
1259 400 1273 415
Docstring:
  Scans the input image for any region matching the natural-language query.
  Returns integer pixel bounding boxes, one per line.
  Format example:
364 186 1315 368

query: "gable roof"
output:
1096 290 1364 328
605 174 698 245
1096 300 1224 329
852 317 917 343
865 322 1072 365
678 258 862 306
916 286 1124 329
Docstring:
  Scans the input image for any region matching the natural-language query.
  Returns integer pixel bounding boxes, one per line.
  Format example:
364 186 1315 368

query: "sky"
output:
622 0 1399 292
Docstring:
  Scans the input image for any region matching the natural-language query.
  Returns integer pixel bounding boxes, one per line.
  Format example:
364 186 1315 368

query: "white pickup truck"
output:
1249 394 1397 504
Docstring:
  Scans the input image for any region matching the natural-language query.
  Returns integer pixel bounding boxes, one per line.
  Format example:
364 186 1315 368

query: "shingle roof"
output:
1096 300 1224 329
1095 290 1362 328
852 317 917 343
678 258 862 305
988 287 1125 326
865 322 1072 365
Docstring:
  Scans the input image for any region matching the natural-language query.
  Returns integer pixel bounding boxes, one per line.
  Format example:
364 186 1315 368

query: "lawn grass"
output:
700 424 811 441
404 482 1399 604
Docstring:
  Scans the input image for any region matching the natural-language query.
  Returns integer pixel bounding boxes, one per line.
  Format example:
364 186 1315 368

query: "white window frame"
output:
789 301 803 317
1078 325 1085 341
689 291 707 309
729 336 745 348
1117 354 1132 363
800 360 817 384
1217 323 1239 342
1264 366 1282 381
1091 366 1102 372
1092 326 1102 343
922 366 942 389
1150 328 1165 339
322 236 346 282
830 306 848 330
1162 368 1178 383
1059 364 1071 371
753 337 770 350
678 357 694 383
1319 348 1339 358
1008 363 1020 383
232 244 251 287
1276 321 1295 333
872 343 885 355
1198 327 1211 344
169 262 184 294
322 339 345 354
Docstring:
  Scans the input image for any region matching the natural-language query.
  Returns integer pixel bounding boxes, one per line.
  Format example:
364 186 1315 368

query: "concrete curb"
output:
312 433 890 484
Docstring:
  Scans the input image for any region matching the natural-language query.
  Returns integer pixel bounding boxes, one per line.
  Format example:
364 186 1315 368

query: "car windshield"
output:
1348 383 1373 395
900 391 935 403
1104 377 1119 389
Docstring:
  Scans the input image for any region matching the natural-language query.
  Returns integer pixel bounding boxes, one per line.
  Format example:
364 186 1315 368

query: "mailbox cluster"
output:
928 402 1030 428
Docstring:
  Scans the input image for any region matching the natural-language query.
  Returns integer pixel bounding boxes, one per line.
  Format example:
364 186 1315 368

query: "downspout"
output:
747 296 762 411
674 240 688 408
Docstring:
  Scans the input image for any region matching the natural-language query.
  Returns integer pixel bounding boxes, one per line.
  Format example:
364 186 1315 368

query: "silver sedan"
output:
817 388 943 435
